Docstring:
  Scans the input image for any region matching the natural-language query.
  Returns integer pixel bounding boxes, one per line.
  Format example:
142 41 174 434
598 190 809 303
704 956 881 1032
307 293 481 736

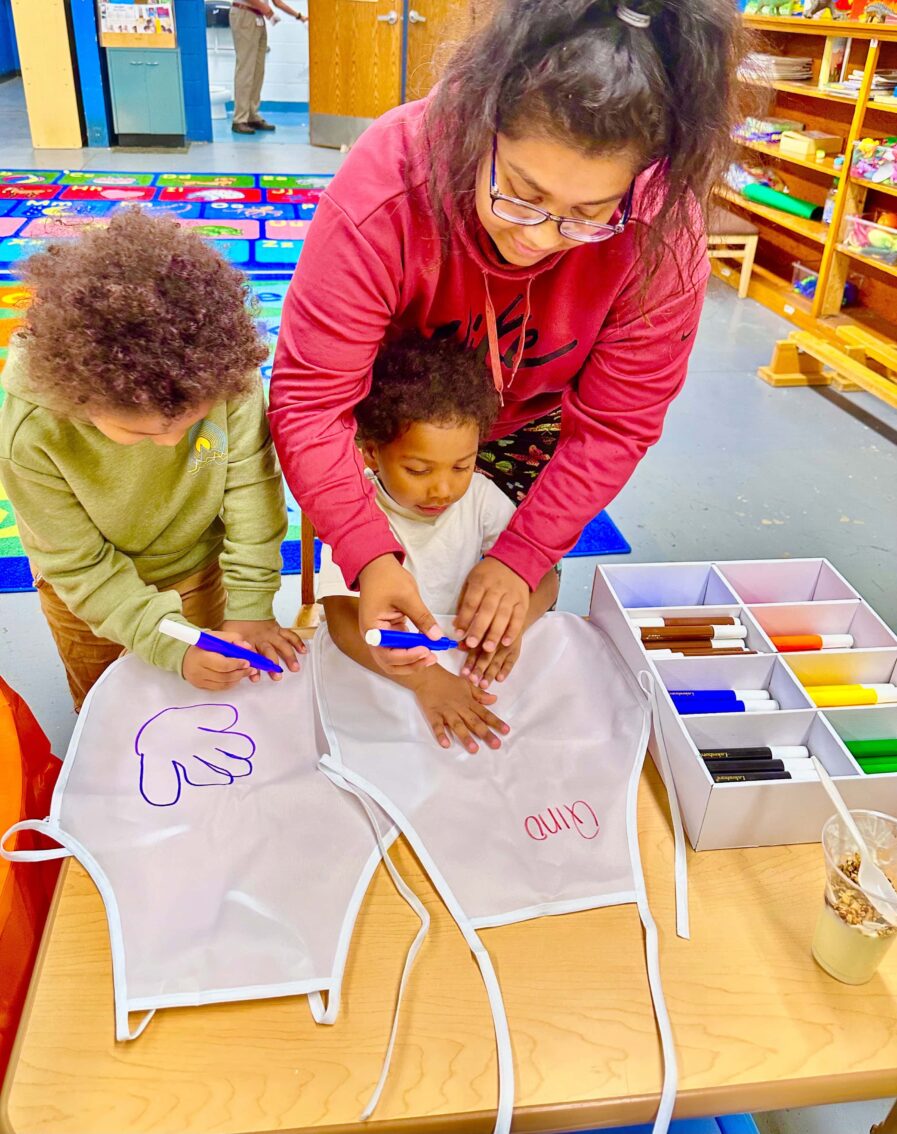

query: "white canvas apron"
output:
314 611 687 1134
0 655 395 1040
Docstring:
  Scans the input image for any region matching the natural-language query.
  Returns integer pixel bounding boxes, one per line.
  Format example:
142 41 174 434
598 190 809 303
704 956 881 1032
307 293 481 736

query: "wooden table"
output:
3 762 897 1134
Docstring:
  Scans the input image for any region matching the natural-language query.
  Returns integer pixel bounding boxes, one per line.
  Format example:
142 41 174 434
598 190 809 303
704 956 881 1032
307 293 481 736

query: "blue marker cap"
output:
364 628 459 651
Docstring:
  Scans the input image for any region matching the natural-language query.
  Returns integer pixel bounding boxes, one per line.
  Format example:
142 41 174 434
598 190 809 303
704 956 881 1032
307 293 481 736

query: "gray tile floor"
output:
1 74 896 1134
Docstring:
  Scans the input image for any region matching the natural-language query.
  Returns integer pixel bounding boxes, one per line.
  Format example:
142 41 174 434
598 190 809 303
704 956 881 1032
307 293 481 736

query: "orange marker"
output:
771 634 853 652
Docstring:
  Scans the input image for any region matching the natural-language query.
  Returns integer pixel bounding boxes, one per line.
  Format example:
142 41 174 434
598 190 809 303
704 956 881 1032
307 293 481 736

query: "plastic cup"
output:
811 809 897 984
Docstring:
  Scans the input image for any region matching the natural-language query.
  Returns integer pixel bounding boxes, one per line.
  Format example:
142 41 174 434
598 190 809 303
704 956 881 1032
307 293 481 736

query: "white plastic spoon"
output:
812 756 897 927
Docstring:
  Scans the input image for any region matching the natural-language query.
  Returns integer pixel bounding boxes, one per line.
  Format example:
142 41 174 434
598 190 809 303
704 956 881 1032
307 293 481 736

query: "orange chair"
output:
0 679 61 1085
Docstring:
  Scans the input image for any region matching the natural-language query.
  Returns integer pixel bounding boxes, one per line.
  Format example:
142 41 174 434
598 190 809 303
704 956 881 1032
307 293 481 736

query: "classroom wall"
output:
207 7 309 106
175 0 213 142
0 0 20 78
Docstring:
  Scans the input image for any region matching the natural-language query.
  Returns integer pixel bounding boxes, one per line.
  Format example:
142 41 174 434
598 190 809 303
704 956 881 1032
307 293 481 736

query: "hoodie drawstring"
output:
482 272 533 406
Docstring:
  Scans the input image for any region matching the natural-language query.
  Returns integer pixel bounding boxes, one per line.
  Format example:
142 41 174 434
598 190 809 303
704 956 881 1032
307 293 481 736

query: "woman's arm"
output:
272 0 307 20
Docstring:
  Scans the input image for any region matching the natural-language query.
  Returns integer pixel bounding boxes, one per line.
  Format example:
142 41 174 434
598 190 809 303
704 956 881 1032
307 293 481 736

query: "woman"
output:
270 0 744 676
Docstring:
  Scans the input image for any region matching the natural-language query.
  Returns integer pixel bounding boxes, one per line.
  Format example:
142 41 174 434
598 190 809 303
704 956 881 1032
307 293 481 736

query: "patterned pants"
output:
476 408 562 505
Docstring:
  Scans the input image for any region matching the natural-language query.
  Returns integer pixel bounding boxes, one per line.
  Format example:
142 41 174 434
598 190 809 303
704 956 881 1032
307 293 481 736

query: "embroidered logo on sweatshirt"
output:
187 420 227 473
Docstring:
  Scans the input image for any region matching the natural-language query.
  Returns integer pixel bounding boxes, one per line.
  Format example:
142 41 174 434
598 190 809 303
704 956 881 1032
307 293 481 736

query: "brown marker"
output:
632 616 739 628
640 625 746 642
647 648 756 657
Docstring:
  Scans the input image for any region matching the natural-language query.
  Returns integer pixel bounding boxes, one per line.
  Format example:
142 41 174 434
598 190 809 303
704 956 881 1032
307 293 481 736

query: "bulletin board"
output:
97 2 177 49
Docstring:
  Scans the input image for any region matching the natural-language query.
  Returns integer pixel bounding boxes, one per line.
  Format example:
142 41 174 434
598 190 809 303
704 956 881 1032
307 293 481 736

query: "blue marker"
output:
364 628 459 651
159 618 282 673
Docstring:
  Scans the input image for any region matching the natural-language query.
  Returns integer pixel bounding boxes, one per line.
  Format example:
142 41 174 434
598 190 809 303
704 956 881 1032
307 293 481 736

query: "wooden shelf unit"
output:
723 17 897 407
738 135 841 176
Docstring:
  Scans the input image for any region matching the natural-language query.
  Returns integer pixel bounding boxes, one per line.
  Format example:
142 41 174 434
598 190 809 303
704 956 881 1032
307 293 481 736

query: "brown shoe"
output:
232 122 255 134
249 118 276 131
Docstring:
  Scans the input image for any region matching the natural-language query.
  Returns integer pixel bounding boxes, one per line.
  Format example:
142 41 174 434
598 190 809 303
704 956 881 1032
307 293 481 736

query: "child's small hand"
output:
411 665 510 753
462 636 522 689
219 618 306 681
183 630 260 691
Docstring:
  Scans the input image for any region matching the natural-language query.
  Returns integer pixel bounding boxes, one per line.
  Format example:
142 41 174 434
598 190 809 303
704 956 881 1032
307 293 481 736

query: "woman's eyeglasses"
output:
489 136 633 244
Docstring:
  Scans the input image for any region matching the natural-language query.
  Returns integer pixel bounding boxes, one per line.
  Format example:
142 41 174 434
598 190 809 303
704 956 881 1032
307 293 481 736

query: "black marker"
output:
704 758 785 774
699 745 809 761
712 770 792 783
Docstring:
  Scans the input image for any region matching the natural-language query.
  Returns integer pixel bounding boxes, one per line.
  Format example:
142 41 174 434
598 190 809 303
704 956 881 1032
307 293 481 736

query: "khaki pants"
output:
35 559 227 712
230 5 267 125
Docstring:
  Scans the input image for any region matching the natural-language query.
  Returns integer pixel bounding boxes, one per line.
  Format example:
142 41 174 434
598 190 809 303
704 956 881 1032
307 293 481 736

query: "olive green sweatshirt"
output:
0 336 287 674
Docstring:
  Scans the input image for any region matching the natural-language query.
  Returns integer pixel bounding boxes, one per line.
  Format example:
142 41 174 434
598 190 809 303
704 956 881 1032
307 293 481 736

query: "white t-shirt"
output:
316 473 516 616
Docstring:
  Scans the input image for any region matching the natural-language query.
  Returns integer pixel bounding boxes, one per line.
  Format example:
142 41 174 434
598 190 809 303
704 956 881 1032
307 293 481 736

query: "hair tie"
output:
616 3 651 28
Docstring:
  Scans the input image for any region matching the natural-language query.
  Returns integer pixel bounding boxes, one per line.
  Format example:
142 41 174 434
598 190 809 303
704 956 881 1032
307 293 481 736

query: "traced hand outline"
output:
135 703 257 808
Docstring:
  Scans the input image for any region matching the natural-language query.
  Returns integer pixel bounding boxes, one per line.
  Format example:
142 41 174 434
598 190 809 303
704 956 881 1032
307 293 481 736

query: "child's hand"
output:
462 636 522 689
182 630 260 691
219 618 306 681
411 665 510 753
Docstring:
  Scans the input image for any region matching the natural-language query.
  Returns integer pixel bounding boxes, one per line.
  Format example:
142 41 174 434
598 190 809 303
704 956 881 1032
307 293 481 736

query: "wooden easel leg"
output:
871 1097 897 1134
293 511 322 638
758 340 831 388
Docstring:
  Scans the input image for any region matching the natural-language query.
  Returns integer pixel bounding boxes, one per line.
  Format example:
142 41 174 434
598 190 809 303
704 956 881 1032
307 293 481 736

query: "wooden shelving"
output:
850 176 897 198
737 136 841 176
715 185 828 244
837 243 897 279
743 76 858 104
735 16 897 409
743 15 897 41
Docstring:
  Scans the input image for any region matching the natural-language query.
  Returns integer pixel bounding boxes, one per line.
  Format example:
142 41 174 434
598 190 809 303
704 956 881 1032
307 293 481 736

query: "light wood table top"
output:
3 761 897 1134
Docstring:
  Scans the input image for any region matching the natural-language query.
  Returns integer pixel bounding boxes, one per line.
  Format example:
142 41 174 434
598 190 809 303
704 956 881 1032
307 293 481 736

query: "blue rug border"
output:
0 510 629 595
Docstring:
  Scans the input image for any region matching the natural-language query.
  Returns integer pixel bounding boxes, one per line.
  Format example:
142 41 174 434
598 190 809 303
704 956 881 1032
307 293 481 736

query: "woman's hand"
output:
219 618 306 681
358 554 441 677
182 630 260 691
411 665 510 753
454 558 530 653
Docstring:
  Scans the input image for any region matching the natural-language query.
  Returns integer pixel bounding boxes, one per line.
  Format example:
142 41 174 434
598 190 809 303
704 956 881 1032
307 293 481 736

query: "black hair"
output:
355 331 500 445
425 0 749 283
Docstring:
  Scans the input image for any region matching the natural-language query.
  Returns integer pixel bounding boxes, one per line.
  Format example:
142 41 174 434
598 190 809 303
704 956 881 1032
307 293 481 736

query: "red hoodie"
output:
269 96 708 592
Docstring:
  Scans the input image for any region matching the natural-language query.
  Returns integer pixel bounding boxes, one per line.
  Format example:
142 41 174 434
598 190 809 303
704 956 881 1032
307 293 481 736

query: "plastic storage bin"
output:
841 212 897 265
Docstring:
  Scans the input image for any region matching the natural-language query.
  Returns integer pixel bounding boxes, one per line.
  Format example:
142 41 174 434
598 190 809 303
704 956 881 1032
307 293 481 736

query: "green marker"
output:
846 739 897 759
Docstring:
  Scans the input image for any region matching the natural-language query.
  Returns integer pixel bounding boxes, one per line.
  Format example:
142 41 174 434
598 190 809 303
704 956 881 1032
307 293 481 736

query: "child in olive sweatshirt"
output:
0 209 302 710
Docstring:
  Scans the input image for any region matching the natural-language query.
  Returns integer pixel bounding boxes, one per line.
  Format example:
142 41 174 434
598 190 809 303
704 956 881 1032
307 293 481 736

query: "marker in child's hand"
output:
365 628 460 651
159 618 282 673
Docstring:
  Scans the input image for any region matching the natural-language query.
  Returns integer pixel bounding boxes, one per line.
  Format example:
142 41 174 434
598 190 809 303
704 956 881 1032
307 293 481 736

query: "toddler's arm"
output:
323 596 508 753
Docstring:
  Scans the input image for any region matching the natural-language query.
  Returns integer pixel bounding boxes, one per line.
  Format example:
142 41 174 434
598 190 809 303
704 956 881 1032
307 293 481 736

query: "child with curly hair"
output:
318 331 559 754
0 209 303 710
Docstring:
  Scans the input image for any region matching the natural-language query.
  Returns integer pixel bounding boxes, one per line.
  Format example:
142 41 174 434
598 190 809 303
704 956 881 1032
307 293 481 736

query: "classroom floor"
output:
1 78 896 1132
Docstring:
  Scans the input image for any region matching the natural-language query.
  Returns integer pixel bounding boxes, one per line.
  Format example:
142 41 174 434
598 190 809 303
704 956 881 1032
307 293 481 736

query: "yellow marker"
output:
806 684 897 708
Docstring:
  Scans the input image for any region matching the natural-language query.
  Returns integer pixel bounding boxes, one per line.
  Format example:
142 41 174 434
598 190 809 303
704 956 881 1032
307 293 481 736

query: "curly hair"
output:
18 208 268 419
425 0 751 286
355 331 500 445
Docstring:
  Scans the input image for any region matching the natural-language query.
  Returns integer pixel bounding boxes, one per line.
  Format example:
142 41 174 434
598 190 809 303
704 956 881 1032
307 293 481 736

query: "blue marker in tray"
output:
159 618 282 673
364 628 459 651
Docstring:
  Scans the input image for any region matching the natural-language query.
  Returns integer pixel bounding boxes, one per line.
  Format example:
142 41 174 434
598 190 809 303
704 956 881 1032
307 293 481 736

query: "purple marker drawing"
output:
135 703 256 807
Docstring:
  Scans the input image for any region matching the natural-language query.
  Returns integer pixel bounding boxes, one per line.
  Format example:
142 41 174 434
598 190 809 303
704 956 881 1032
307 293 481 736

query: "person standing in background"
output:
230 0 307 135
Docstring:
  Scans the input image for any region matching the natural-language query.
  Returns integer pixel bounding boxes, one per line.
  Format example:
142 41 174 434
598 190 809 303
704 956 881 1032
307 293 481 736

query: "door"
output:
308 0 402 149
145 51 185 135
405 0 481 102
107 50 151 135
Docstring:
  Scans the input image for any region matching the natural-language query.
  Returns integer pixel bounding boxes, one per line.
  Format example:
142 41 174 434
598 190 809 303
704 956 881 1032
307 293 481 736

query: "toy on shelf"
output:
841 211 897 264
735 117 806 144
851 138 897 189
724 160 787 194
791 260 860 305
742 0 806 15
849 0 897 21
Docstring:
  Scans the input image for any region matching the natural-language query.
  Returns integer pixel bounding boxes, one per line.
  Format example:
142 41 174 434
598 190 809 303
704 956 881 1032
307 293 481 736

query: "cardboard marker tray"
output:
589 559 897 850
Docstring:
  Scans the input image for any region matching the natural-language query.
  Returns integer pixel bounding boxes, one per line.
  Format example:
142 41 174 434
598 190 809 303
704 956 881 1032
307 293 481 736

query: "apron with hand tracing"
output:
1 656 393 1039
314 611 687 1134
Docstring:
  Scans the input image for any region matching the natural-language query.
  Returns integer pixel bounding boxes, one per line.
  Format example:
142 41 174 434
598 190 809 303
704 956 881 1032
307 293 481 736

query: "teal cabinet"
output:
107 49 185 138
